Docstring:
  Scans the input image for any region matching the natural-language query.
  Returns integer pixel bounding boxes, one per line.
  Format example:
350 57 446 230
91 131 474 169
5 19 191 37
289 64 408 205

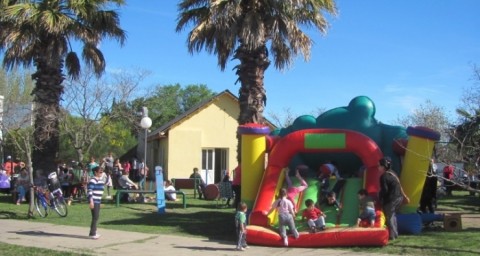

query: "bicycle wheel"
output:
52 196 68 217
34 194 48 218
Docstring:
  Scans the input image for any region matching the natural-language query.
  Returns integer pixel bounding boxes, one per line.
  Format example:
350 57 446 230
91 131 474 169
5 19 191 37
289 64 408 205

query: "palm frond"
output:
65 51 80 80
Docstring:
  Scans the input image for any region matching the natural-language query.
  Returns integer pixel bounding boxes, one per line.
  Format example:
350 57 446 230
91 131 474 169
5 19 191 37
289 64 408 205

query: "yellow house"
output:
145 89 275 184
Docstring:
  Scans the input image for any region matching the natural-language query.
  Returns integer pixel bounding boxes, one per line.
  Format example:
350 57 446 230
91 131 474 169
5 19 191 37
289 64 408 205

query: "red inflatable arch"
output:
247 128 388 247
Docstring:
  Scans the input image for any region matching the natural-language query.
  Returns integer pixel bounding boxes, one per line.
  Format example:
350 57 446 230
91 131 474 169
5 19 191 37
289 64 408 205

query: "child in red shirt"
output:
302 198 326 233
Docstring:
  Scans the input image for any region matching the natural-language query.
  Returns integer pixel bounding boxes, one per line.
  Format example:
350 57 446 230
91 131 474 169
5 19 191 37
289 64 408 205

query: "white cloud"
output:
391 95 422 114
383 84 406 93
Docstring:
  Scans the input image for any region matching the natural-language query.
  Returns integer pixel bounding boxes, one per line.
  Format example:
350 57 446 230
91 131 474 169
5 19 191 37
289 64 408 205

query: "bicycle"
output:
34 185 68 217
33 175 69 218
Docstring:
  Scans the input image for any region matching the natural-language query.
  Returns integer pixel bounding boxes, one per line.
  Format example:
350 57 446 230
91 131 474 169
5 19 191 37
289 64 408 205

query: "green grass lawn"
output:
0 189 479 256
0 189 236 240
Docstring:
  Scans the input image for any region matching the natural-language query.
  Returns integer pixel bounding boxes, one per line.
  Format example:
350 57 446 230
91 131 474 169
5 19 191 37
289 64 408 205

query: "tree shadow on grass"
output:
438 194 480 212
0 211 21 219
0 193 14 203
102 210 237 242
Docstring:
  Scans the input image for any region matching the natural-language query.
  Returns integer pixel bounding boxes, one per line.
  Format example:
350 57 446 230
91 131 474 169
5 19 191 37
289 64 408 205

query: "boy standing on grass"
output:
88 166 104 240
235 202 249 251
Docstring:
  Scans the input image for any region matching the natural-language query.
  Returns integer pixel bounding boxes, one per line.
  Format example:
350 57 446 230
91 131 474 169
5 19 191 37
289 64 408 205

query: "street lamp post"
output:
140 114 152 189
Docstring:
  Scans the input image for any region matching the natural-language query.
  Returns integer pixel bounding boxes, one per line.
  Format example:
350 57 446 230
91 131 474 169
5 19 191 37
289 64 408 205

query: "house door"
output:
202 149 215 185
202 148 228 184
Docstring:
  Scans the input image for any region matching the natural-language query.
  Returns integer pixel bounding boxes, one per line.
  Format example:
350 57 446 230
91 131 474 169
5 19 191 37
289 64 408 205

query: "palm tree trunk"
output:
234 43 270 162
31 56 64 174
235 44 270 125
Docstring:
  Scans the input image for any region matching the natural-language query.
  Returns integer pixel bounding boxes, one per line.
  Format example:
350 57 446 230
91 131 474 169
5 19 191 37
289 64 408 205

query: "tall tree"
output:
395 100 451 141
394 100 454 161
61 67 147 162
0 68 34 160
0 68 35 216
131 83 215 128
453 108 480 162
0 0 126 173
452 64 480 163
176 0 337 126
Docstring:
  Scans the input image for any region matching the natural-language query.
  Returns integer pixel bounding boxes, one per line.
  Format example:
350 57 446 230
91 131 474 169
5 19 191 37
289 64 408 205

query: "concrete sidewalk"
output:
0 219 392 256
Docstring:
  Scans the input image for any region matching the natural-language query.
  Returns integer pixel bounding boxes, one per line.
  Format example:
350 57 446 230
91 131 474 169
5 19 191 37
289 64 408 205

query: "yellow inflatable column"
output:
400 126 440 213
238 124 270 209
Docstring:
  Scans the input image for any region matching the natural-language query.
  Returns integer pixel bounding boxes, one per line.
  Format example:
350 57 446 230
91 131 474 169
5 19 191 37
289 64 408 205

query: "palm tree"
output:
176 0 337 125
0 0 126 174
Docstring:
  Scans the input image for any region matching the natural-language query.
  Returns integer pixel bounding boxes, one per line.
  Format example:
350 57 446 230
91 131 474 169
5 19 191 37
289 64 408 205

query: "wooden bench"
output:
115 189 187 208
171 178 203 199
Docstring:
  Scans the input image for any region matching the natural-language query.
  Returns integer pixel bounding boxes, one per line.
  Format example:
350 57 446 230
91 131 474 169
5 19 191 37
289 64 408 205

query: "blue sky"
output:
100 1 480 124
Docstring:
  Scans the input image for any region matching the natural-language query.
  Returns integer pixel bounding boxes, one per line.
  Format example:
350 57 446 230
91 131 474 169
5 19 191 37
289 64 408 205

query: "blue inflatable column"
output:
155 166 166 214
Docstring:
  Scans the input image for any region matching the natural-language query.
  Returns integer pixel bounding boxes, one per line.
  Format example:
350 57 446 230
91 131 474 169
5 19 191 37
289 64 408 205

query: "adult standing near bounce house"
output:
378 157 409 241
232 165 242 209
419 159 438 213
443 162 455 196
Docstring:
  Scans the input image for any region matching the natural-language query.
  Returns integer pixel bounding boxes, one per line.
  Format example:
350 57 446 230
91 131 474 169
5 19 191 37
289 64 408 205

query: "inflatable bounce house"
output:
238 96 440 247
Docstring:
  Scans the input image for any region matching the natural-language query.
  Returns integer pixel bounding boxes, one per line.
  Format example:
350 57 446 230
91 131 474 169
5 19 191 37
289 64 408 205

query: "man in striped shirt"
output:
88 166 105 239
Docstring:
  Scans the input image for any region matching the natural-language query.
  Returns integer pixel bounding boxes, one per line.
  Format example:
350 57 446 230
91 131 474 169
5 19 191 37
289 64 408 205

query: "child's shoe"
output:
236 246 245 251
90 234 101 240
309 226 316 233
283 237 288 246
294 231 300 239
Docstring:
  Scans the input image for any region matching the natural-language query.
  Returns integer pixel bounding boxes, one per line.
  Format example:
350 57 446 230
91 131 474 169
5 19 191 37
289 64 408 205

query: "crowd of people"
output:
0 155 29 205
0 152 152 205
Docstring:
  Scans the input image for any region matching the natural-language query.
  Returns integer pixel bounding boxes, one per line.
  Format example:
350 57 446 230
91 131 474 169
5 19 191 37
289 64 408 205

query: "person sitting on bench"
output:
164 180 177 201
118 169 138 202
189 167 206 199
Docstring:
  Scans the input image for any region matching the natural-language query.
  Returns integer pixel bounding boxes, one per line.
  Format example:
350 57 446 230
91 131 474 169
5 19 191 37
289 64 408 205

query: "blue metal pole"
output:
155 166 165 214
